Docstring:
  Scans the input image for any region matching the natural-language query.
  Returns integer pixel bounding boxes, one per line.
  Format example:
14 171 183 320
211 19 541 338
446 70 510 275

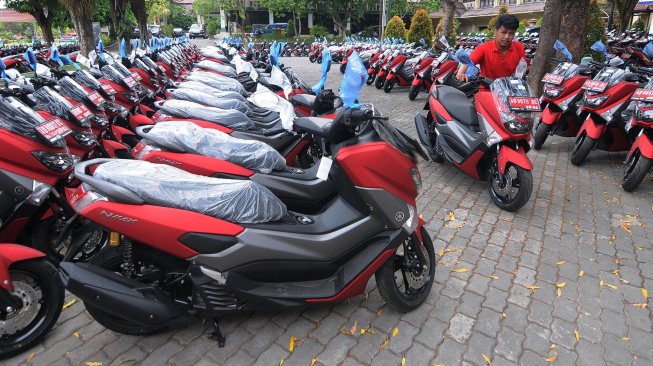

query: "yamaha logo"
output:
395 212 405 221
101 211 138 223
155 157 182 165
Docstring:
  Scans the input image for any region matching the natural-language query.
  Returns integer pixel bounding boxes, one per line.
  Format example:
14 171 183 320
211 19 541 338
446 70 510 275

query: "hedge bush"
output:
385 16 407 40
407 9 434 45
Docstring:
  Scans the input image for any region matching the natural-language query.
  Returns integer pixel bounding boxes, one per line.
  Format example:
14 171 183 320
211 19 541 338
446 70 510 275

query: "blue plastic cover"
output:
133 39 139 50
312 48 332 93
591 40 610 59
420 38 426 46
50 44 63 66
59 54 81 70
644 42 653 59
454 49 478 77
0 59 6 80
97 39 106 62
120 38 126 58
24 48 38 71
270 42 279 66
554 39 573 61
339 51 367 108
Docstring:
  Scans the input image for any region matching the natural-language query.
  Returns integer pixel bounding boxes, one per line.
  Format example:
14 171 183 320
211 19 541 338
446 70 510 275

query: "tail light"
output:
71 190 107 212
32 151 75 173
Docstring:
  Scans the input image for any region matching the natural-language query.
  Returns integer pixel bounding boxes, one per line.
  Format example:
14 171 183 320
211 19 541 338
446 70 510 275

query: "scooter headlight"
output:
583 95 609 108
32 151 75 173
634 105 653 122
501 112 533 134
543 86 565 98
71 130 97 147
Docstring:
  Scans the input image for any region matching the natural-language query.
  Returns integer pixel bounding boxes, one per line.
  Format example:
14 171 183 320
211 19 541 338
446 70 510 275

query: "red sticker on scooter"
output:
581 80 608 92
541 73 564 85
35 117 72 143
88 91 105 106
101 84 117 95
631 88 653 102
70 103 92 121
131 72 143 81
507 97 541 112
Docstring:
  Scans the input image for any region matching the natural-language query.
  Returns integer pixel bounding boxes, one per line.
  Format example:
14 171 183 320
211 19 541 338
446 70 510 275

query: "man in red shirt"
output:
456 14 525 82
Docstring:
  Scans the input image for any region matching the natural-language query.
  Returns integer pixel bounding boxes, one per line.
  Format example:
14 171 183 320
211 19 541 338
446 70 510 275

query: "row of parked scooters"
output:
0 39 436 359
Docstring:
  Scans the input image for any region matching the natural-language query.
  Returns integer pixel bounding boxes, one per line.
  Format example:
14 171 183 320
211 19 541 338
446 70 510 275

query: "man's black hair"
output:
496 14 520 31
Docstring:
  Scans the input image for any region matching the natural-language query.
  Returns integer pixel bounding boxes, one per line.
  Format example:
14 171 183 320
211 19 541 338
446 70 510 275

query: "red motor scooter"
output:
621 76 653 191
384 50 434 93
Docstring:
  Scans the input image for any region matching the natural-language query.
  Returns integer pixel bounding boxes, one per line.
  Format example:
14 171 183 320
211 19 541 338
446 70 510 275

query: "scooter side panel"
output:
140 151 254 177
437 122 486 165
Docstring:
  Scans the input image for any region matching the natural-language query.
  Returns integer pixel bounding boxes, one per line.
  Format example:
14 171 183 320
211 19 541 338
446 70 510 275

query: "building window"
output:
464 2 475 10
480 0 493 8
523 0 544 3
509 0 517 4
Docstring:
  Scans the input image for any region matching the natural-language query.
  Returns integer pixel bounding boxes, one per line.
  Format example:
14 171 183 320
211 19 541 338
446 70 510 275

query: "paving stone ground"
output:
5 39 653 365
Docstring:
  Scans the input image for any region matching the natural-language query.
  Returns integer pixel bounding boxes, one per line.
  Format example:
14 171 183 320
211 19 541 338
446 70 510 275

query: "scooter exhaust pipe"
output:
59 262 193 327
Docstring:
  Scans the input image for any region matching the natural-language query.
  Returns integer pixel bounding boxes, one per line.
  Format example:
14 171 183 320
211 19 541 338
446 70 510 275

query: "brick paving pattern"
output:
5 39 653 365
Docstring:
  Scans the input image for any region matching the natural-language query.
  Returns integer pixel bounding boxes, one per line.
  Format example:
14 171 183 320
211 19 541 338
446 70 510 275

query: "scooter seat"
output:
294 116 332 137
290 94 316 109
436 86 479 128
91 159 288 224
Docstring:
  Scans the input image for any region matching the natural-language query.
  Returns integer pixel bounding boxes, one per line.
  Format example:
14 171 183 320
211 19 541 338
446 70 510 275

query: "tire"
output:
340 63 346 74
570 134 597 166
383 79 394 93
84 245 188 336
0 259 64 360
488 163 533 212
31 216 106 264
374 76 385 89
533 121 553 150
366 73 376 85
408 84 420 100
309 55 316 63
622 151 653 192
376 228 435 313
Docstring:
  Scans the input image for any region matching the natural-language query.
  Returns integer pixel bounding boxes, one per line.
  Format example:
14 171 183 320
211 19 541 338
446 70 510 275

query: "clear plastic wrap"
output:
145 122 286 173
33 87 91 128
94 160 287 223
196 60 237 78
101 65 137 90
158 99 255 130
73 70 102 90
58 76 106 110
200 48 230 63
248 84 295 130
0 96 65 146
171 88 252 114
176 81 248 103
185 72 247 95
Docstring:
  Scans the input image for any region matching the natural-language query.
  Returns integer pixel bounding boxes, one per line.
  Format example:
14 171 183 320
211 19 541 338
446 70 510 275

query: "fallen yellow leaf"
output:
556 261 566 265
502 312 507 318
622 221 632 235
626 214 637 219
379 337 389 349
574 329 580 342
72 331 80 338
361 328 366 335
549 344 556 349
84 362 103 366
289 336 296 352
279 359 284 366
364 292 369 301
556 288 561 297
490 275 499 280
643 288 649 299
605 283 618 290
579 270 584 277
402 356 406 366
377 308 383 317
432 364 445 366
392 327 399 337
63 299 77 309
622 337 630 341
350 321 358 336
526 285 541 293
556 282 567 288
448 211 455 221
452 268 469 273
543 353 558 363
439 249 444 257
600 280 605 287
311 357 317 366
620 279 630 284
633 303 649 308
482 353 492 364
27 352 35 362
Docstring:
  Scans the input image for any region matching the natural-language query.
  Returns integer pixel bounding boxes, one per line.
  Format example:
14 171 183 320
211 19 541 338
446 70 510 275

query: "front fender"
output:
498 144 533 175
541 107 562 126
0 244 46 290
577 115 606 140
629 133 653 160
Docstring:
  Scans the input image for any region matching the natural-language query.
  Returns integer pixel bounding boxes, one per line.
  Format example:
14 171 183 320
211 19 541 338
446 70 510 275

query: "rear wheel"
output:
84 245 187 335
488 162 532 212
622 151 653 192
374 76 385 89
376 229 435 313
570 134 596 166
408 85 420 100
533 121 553 150
0 259 64 360
383 79 394 93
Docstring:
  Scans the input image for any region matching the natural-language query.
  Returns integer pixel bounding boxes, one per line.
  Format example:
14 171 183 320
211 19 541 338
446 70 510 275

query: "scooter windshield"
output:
33 87 91 128
73 70 102 90
0 96 68 147
591 67 626 91
101 65 137 91
372 116 429 162
142 57 162 74
59 76 106 111
550 62 580 83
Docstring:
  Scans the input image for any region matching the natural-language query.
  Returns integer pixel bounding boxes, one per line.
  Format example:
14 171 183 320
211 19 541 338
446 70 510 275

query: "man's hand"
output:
456 71 468 82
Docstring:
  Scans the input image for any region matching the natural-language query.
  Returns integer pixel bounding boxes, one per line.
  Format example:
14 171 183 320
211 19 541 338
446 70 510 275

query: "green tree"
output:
59 0 96 55
407 9 434 45
259 0 308 36
610 0 638 33
391 0 416 18
633 18 645 31
584 0 607 61
486 4 508 36
385 15 407 40
5 0 62 45
169 5 193 29
308 0 376 39
131 0 149 44
147 0 171 24
193 0 246 30
435 0 457 43
286 19 295 37
435 17 457 45
558 0 591 63
310 25 328 38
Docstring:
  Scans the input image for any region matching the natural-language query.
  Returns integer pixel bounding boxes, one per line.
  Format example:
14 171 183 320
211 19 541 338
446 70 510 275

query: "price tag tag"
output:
315 156 332 181
35 117 72 143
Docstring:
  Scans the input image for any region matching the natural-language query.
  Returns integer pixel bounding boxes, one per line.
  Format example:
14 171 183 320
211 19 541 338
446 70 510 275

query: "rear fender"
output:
577 115 606 140
497 144 532 175
629 133 653 160
0 244 46 290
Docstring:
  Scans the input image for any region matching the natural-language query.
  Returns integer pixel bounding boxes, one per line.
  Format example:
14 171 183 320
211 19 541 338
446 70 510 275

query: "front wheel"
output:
374 76 385 89
488 163 532 212
340 63 346 74
408 84 420 100
376 229 435 313
383 79 394 93
533 121 553 150
309 55 316 63
622 151 653 192
0 259 64 360
366 73 376 85
570 134 597 166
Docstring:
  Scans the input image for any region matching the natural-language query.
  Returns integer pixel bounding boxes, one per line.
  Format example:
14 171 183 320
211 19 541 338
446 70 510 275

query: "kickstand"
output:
209 318 226 347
